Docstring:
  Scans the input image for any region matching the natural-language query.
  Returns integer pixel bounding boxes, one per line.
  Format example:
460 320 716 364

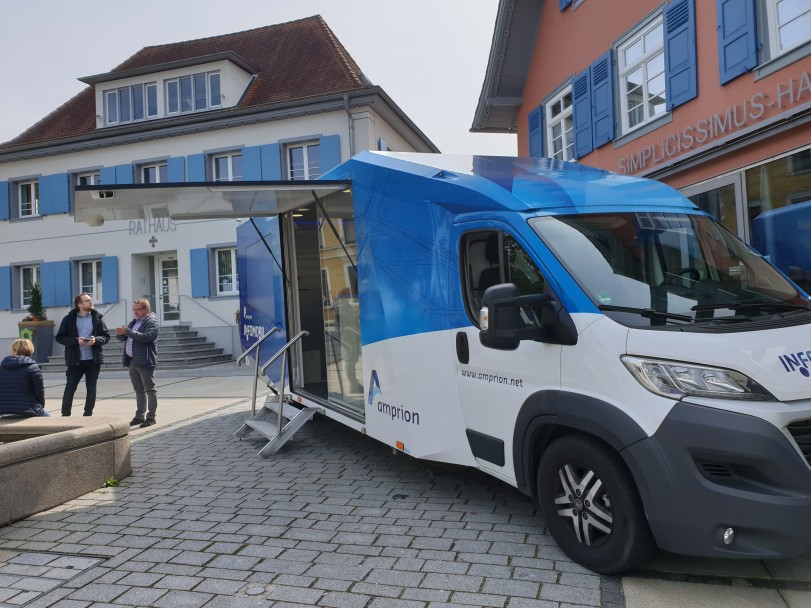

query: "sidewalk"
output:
0 363 809 607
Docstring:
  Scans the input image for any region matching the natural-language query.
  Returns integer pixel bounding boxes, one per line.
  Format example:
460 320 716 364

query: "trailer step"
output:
234 396 316 456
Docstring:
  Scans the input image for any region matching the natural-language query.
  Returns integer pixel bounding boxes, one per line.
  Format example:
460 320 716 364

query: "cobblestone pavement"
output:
0 402 623 608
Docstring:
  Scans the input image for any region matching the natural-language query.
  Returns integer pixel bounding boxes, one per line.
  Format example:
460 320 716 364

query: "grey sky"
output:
0 0 516 155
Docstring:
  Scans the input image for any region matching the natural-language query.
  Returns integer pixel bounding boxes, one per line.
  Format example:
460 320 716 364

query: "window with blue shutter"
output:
590 51 615 148
665 0 697 109
99 165 134 185
167 157 186 182
190 248 210 298
243 146 263 180
187 154 206 181
0 266 10 310
0 182 9 221
261 144 282 180
38 173 70 216
717 0 758 84
101 256 119 304
572 70 594 158
528 105 544 158
40 261 71 307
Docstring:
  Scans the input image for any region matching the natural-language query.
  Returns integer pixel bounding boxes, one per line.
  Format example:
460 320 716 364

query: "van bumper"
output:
622 401 811 559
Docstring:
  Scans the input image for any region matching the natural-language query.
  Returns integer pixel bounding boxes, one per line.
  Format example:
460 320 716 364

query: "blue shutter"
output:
40 261 71 308
0 182 9 220
0 266 10 310
319 135 341 175
101 256 119 304
115 164 133 184
717 0 758 84
99 167 117 185
243 145 262 180
559 0 573 9
665 0 698 110
572 69 594 158
167 157 186 182
261 144 282 180
39 173 70 215
590 51 615 148
187 154 206 181
528 105 544 158
190 248 210 298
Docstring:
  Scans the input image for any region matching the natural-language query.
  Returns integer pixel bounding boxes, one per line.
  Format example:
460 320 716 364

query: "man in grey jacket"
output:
116 298 159 427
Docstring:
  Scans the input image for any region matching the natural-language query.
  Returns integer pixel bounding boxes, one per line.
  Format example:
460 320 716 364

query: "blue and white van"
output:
77 152 811 573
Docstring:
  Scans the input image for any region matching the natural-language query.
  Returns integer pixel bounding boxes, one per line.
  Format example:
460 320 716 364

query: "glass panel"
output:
644 23 663 51
688 183 738 234
231 154 242 181
624 38 643 65
307 144 321 179
194 73 207 110
747 149 811 292
778 0 808 23
778 10 811 50
132 84 144 120
209 73 221 106
180 76 193 112
146 84 158 116
159 165 167 183
217 249 235 293
214 157 228 181
118 87 131 122
160 259 180 322
106 91 118 123
166 80 178 114
289 147 305 180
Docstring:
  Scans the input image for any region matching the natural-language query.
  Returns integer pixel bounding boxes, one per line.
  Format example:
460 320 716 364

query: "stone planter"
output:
17 320 55 363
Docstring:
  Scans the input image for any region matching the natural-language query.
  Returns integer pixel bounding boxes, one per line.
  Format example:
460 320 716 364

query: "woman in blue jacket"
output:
0 338 48 417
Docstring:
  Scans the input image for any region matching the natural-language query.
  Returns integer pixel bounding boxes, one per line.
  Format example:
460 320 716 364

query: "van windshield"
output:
530 212 811 328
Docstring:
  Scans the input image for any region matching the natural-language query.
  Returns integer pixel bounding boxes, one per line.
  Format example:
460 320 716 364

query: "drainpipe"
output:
344 94 355 157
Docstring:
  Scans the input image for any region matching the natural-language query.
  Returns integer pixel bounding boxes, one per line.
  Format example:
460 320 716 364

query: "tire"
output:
537 433 652 574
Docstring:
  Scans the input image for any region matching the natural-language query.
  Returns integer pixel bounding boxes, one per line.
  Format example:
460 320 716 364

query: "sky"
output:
0 0 516 156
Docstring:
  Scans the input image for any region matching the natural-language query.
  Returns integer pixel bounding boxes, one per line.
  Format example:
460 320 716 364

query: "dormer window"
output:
165 71 222 115
104 83 158 125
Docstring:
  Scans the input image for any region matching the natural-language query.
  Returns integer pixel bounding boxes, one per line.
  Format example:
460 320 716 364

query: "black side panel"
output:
466 429 505 466
512 390 648 494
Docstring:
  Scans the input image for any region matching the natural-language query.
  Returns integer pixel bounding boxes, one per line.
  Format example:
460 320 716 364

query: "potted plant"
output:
18 283 55 363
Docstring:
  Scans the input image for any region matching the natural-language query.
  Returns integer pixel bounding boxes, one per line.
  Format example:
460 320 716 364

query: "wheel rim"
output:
552 463 613 546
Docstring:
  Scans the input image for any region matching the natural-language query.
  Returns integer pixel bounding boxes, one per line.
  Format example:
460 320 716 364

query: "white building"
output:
0 16 437 361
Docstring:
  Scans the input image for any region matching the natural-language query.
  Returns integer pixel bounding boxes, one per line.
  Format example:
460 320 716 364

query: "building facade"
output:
474 0 811 290
0 17 437 358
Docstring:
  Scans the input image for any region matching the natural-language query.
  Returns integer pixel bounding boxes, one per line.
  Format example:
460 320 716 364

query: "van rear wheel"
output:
537 434 651 574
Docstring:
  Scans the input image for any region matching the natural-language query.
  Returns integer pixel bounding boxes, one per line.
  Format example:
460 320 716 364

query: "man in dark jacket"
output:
55 293 110 416
0 338 48 417
116 298 159 428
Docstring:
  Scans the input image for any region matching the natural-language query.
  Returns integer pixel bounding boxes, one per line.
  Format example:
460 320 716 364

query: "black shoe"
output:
139 419 156 428
130 417 145 426
83 413 92 417
61 413 71 417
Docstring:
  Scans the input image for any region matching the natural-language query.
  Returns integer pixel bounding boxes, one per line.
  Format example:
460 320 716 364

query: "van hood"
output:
625 323 811 402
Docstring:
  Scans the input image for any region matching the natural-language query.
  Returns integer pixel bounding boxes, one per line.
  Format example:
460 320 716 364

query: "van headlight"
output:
621 356 775 401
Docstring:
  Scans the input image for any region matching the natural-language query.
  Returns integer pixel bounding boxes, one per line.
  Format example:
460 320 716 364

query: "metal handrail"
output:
178 294 234 327
237 326 280 416
260 330 309 437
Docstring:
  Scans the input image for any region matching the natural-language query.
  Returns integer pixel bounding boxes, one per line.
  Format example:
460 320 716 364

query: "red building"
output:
474 0 811 288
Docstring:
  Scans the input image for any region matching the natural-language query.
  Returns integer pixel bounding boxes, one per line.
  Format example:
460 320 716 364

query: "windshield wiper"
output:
692 301 810 313
598 305 692 323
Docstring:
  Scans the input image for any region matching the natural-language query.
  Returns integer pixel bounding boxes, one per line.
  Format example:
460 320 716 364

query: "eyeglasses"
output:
132 307 146 311
81 299 93 303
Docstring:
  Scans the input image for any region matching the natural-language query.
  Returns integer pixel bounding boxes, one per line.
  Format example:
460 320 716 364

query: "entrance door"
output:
157 254 180 325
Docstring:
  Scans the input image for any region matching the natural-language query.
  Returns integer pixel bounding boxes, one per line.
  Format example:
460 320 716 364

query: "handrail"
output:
236 326 280 416
260 330 309 437
178 294 234 327
97 299 129 326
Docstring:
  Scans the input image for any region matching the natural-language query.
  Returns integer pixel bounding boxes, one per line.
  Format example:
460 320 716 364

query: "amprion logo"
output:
778 351 811 378
367 370 382 406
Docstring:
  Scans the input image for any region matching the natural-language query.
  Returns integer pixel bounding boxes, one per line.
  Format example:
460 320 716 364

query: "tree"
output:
24 283 47 321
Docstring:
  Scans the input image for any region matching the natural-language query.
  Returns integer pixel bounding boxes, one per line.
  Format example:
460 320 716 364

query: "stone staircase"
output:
40 324 233 371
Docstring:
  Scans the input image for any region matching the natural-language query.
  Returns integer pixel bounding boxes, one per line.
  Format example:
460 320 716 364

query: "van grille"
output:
787 420 811 467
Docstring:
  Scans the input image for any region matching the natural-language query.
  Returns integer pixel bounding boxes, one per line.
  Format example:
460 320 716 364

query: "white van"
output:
77 152 811 573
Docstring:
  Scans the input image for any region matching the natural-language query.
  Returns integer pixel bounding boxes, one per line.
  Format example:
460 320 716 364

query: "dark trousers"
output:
61 360 101 416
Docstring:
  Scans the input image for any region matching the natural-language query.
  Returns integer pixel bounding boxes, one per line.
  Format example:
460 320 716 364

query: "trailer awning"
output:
74 180 351 226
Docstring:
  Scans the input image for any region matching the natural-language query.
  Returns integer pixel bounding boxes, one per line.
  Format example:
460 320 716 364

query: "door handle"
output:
456 332 469 364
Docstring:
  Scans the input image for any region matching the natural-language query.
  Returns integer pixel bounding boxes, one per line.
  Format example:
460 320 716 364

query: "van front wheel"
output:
537 434 651 574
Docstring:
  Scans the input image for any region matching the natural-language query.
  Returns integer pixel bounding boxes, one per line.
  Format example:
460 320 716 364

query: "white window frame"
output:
545 86 575 161
104 82 157 125
18 180 39 217
20 265 40 308
765 0 811 57
139 162 168 184
215 247 238 296
165 71 221 116
617 14 666 134
287 142 321 180
79 259 103 303
212 152 243 182
75 172 100 186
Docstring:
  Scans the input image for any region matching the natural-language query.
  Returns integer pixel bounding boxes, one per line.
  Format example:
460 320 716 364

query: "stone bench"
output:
0 416 131 526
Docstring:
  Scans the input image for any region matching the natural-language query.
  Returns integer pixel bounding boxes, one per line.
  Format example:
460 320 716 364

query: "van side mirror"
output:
479 283 577 350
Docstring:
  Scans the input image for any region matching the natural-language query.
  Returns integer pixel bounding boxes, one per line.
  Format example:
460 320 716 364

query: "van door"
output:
454 227 562 480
